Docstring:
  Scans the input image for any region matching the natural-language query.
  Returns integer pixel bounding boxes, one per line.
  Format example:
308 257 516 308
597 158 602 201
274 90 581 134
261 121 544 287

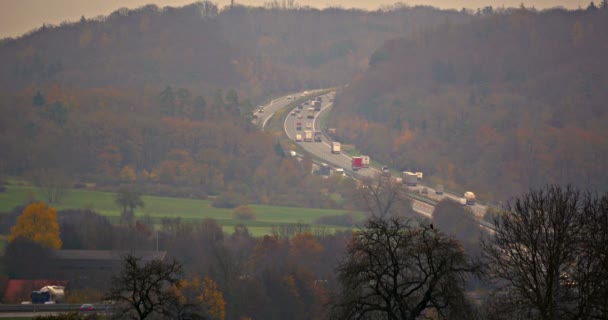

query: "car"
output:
306 123 312 129
421 188 428 195
257 108 264 113
290 111 296 116
80 304 95 312
297 114 303 119
295 109 300 113
287 96 292 100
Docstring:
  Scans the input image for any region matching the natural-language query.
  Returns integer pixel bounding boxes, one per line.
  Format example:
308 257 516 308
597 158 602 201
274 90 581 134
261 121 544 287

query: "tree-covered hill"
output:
0 2 470 206
330 6 608 200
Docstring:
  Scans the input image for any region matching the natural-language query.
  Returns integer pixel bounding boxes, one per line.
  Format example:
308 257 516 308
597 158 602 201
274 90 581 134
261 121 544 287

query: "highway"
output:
274 90 493 228
254 90 324 130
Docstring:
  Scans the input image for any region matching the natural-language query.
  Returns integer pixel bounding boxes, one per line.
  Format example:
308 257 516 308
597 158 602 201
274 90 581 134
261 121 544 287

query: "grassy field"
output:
0 184 362 237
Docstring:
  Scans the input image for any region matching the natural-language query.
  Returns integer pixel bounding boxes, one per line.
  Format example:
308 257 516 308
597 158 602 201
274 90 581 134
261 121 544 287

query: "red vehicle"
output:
352 157 363 171
296 121 302 130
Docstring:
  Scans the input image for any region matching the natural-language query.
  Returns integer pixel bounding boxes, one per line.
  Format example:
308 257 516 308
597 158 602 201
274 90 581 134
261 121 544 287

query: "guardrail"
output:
0 304 114 313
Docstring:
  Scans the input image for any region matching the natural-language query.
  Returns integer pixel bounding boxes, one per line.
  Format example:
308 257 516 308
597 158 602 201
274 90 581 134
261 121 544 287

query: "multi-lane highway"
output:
271 90 493 226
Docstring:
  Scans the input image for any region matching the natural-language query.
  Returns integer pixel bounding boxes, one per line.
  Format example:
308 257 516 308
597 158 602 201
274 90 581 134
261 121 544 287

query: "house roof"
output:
53 250 166 261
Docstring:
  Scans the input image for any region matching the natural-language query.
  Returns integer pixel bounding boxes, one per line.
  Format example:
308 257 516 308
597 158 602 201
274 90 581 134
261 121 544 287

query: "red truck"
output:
351 156 370 171
352 157 363 171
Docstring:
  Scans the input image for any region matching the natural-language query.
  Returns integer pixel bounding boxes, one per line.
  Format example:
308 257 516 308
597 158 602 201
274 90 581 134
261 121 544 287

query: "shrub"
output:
314 213 356 227
232 205 256 221
212 192 246 208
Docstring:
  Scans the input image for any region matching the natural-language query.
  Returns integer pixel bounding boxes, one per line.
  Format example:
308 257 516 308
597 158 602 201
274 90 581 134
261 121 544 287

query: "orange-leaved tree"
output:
178 277 226 320
8 202 62 249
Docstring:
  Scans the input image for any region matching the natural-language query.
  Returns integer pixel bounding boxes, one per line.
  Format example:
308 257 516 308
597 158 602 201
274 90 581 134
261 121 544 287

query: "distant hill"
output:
0 2 469 97
0 3 239 90
0 2 469 206
330 6 608 200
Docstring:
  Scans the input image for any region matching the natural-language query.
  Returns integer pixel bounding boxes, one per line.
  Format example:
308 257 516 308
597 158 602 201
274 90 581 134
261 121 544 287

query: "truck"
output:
335 168 345 176
464 191 476 205
312 100 321 111
403 171 418 186
415 172 424 181
319 163 331 176
31 286 65 304
295 134 303 142
361 155 370 168
435 184 444 195
352 157 363 171
331 142 341 154
307 107 315 119
314 131 323 142
304 130 313 142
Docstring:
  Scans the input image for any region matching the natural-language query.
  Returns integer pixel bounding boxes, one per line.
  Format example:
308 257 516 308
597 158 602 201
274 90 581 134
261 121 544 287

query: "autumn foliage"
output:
331 7 608 200
8 202 62 249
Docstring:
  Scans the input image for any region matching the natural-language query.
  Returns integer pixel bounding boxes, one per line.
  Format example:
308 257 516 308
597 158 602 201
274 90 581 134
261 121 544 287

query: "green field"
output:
0 184 362 236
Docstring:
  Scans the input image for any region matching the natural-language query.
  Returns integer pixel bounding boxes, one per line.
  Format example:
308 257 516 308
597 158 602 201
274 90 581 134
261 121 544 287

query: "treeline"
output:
1 206 351 319
0 86 362 207
0 2 470 98
330 5 608 200
7 183 608 319
0 2 472 205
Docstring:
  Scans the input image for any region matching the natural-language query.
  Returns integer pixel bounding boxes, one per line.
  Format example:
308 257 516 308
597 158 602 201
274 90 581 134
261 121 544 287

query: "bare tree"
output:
105 255 183 320
353 174 413 218
29 168 71 204
115 187 144 226
331 217 478 320
482 185 608 320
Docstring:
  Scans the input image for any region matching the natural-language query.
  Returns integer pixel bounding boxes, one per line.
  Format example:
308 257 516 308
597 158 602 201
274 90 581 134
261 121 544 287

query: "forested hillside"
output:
0 1 468 206
330 6 608 200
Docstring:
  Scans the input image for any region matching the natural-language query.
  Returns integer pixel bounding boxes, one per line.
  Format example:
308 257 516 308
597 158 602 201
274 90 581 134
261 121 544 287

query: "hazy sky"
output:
0 0 590 39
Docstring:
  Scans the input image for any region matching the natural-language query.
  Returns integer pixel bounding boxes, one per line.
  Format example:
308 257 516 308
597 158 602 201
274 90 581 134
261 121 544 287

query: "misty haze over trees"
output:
0 1 607 319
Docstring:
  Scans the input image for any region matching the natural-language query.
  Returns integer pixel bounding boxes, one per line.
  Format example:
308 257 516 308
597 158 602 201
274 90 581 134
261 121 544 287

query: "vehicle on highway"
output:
307 107 315 119
464 191 476 205
304 130 313 142
435 184 444 195
297 114 303 119
297 104 304 109
381 166 391 177
352 157 363 171
334 168 346 177
403 171 417 186
331 142 341 154
290 111 296 116
314 131 323 142
319 163 331 176
306 123 312 129
296 122 302 130
79 304 95 312
287 95 293 100
361 155 370 168
258 108 264 113
421 187 428 195
295 134 303 142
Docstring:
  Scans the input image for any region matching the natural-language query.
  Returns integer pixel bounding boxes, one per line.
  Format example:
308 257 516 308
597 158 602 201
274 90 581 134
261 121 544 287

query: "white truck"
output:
464 191 476 205
361 155 370 168
331 142 341 154
403 171 418 186
295 134 303 142
304 130 313 142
